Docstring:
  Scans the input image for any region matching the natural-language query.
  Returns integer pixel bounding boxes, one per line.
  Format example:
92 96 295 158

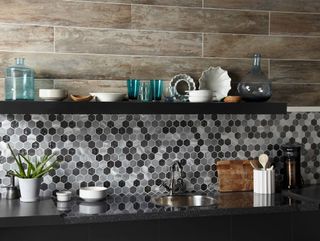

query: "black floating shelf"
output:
0 101 287 114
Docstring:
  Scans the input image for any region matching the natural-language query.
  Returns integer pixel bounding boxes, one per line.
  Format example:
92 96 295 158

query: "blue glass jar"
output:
237 53 272 102
5 58 35 101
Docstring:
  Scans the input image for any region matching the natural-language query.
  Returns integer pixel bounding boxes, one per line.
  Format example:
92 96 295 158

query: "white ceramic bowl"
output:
187 90 213 97
56 191 72 202
39 89 67 101
79 187 107 202
90 93 124 102
189 95 212 103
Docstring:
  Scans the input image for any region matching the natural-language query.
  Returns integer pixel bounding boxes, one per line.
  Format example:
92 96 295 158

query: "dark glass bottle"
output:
237 53 272 102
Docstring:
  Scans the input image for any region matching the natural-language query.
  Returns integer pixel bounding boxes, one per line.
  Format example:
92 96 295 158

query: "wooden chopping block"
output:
217 160 254 192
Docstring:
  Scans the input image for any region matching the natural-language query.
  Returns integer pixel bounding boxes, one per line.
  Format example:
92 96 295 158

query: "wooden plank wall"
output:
0 0 319 105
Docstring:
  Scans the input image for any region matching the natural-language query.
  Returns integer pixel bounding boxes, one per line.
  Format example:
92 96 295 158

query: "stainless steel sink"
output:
151 195 216 207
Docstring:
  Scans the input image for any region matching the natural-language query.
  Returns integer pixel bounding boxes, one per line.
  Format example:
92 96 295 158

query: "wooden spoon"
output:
258 154 269 170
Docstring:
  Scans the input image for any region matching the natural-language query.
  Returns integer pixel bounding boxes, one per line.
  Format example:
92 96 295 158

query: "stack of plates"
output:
187 90 213 103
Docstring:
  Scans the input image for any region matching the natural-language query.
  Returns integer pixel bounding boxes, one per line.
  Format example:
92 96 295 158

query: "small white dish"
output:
56 190 72 202
79 187 107 202
189 95 212 103
90 93 124 102
187 90 213 97
39 89 67 101
199 67 231 101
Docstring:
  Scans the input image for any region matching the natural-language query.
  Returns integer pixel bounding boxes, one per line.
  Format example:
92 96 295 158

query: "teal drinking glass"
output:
150 79 163 101
127 79 140 100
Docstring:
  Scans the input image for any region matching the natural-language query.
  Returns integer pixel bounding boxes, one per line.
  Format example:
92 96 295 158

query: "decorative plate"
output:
170 74 196 101
199 67 231 101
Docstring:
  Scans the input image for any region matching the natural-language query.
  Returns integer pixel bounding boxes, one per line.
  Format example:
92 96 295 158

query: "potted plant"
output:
7 144 59 202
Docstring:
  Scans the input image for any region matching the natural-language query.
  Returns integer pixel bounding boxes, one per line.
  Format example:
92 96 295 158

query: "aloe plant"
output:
7 144 59 179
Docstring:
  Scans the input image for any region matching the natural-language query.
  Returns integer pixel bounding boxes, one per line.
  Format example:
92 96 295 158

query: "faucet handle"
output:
160 181 172 192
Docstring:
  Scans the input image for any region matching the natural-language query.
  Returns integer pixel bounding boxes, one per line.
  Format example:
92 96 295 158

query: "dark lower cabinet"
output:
291 211 320 241
88 220 157 241
231 213 291 241
1 224 88 241
1 211 320 241
159 216 231 241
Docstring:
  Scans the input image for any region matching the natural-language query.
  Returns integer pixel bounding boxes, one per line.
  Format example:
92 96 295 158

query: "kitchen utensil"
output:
258 154 269 170
237 53 272 102
56 191 72 202
217 160 253 192
5 58 34 101
199 66 231 101
138 82 151 102
170 74 196 101
39 89 67 101
282 143 303 189
70 94 93 102
127 79 140 100
1 172 20 200
253 169 275 194
90 93 125 102
150 79 164 101
79 187 107 202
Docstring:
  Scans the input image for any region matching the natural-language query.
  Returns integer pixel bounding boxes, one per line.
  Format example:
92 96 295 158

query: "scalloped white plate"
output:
199 67 231 101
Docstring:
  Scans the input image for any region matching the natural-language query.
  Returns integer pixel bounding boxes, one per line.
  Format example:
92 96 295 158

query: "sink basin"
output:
151 195 216 207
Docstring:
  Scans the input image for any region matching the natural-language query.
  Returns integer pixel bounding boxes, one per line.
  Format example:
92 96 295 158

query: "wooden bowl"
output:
223 96 241 103
70 95 93 102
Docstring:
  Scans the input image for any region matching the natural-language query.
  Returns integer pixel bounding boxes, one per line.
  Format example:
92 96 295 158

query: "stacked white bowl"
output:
187 90 213 103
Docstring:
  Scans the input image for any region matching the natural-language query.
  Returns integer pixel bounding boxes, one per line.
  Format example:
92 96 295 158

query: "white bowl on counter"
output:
79 187 107 202
90 93 125 102
79 202 107 215
39 89 67 101
56 190 72 202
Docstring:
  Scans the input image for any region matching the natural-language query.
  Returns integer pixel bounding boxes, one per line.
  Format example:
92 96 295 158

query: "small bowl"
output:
39 89 67 101
189 95 212 103
70 94 93 102
79 202 107 215
56 190 72 202
90 93 124 102
79 187 107 202
187 90 213 97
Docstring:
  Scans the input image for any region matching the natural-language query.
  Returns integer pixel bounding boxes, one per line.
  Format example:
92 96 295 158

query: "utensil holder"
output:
253 169 275 194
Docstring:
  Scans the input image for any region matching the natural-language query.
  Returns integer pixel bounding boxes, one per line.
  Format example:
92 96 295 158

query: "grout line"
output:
0 49 319 62
268 12 271 35
202 33 204 57
53 27 56 53
268 59 271 79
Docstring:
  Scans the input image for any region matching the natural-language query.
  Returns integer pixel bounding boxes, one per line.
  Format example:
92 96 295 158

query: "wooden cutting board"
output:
217 160 254 192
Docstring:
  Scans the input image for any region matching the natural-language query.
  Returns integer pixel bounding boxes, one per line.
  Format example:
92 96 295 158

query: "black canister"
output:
282 144 303 189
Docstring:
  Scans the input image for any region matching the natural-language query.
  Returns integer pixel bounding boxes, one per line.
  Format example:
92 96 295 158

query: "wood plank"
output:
132 5 269 34
0 0 131 28
0 24 53 52
270 60 320 84
271 84 320 106
74 0 202 7
55 28 202 57
271 13 320 36
0 52 131 80
204 34 320 59
204 0 320 12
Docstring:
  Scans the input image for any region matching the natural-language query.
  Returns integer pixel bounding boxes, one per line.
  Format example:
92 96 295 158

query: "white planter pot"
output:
18 178 41 202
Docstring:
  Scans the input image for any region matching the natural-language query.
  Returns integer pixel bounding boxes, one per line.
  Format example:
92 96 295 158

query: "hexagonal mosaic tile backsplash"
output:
0 113 319 197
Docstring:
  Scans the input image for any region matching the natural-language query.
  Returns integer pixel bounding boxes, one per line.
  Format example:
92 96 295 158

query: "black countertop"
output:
0 191 318 228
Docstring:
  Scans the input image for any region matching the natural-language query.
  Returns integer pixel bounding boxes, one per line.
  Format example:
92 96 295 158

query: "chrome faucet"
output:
161 160 185 195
